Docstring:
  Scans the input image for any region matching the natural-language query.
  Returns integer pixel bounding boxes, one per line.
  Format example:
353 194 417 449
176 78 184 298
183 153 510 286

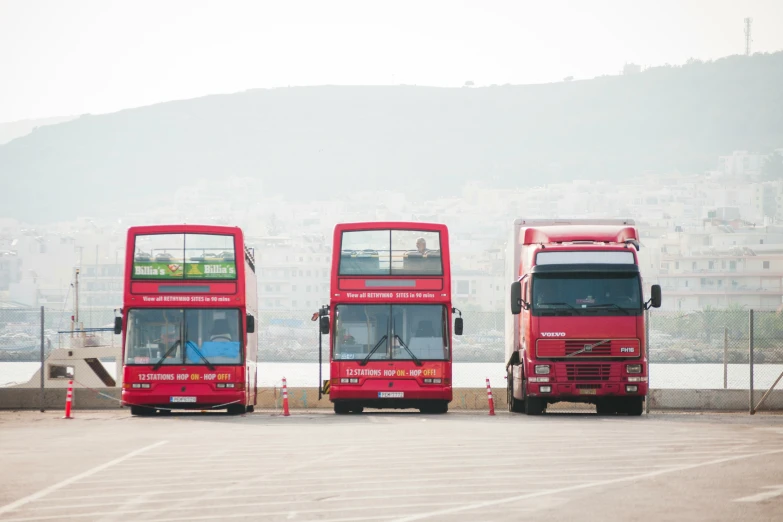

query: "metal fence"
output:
2 306 783 412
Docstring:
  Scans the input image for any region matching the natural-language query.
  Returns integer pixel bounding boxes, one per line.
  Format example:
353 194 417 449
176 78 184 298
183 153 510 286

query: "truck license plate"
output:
578 389 597 395
378 392 404 398
170 396 197 403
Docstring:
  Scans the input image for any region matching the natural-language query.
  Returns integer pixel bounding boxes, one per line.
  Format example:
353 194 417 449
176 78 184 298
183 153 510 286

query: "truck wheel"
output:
334 402 351 415
525 396 546 415
625 397 644 416
596 400 615 415
508 369 524 413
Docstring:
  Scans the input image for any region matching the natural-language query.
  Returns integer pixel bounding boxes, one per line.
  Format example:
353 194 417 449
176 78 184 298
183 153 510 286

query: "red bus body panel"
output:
120 224 258 412
328 222 453 409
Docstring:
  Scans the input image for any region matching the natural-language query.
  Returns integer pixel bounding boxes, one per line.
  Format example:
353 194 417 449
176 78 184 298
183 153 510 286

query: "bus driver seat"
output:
209 319 233 342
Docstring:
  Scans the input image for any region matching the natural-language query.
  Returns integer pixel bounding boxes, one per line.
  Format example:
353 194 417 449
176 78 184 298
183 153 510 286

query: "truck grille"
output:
537 339 640 358
565 364 612 381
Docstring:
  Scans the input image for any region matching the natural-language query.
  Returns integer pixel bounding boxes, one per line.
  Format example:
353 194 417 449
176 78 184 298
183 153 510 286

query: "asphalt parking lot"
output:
1 409 782 521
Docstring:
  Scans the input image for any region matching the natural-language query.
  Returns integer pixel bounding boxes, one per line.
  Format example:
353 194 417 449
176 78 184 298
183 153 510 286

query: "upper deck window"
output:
132 233 237 280
339 230 443 276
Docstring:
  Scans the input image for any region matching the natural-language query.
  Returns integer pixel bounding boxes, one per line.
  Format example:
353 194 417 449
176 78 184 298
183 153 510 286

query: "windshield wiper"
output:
360 335 387 366
186 341 216 370
152 340 181 371
394 334 422 366
585 303 630 315
539 301 576 309
566 338 612 358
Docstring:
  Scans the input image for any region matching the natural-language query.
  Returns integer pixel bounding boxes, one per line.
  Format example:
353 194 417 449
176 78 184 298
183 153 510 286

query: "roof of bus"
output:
127 224 244 236
333 221 448 232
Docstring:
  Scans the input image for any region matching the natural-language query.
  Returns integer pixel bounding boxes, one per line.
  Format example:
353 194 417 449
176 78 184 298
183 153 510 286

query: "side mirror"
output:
320 315 330 335
114 317 122 335
510 281 522 315
650 284 662 308
454 317 463 336
246 314 255 334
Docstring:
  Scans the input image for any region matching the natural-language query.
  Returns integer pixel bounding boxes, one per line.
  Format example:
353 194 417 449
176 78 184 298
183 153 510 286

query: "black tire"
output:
508 369 525 413
334 402 351 415
130 406 154 416
227 404 247 415
625 397 644 416
525 396 546 415
420 401 449 414
596 400 615 415
246 405 255 413
351 406 364 414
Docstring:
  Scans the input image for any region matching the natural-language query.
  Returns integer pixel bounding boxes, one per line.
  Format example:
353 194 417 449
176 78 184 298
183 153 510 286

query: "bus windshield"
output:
132 233 237 279
532 273 642 315
125 308 242 365
333 304 448 361
339 229 443 276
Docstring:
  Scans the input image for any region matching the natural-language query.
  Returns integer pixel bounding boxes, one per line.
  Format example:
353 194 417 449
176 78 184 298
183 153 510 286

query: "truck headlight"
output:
627 364 642 374
534 365 550 375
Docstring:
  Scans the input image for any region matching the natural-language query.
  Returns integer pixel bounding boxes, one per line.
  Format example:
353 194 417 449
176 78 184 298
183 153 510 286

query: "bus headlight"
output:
627 364 642 374
534 365 550 375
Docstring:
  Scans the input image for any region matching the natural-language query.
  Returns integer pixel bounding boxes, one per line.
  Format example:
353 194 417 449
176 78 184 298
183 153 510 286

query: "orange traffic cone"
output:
63 379 74 419
486 378 495 416
282 377 290 417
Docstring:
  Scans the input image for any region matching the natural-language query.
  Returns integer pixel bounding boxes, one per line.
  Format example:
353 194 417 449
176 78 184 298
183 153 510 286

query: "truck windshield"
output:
334 304 448 361
532 273 642 315
125 308 242 365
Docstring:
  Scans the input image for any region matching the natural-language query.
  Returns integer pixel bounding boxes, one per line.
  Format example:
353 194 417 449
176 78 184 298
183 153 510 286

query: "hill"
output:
2 52 783 223
0 116 77 145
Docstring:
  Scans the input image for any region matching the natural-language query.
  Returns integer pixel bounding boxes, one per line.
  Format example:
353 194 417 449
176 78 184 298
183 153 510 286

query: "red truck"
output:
506 219 661 415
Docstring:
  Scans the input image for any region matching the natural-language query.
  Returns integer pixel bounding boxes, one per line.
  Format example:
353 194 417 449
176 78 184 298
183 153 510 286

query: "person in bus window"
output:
415 237 431 257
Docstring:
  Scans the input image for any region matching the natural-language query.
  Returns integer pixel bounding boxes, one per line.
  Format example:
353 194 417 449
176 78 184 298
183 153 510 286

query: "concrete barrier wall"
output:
2 387 782 411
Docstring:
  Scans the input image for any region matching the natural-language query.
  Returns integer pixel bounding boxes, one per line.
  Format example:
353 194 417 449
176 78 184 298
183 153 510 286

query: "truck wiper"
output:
538 302 578 311
152 340 181 371
186 341 216 371
360 335 387 366
394 334 422 366
585 303 630 315
566 338 612 358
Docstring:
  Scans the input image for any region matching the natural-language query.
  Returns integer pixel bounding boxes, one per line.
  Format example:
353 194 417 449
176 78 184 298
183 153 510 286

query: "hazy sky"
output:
1 0 782 122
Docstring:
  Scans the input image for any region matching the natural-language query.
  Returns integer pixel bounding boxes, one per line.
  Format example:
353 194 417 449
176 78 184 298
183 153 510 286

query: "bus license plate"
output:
170 396 197 403
578 389 597 395
378 392 404 398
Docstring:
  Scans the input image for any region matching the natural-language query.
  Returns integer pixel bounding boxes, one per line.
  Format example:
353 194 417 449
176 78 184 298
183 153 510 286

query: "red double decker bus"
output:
116 225 258 415
317 222 463 414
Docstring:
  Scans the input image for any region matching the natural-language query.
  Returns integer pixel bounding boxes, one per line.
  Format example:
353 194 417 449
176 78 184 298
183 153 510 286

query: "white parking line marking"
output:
733 485 783 502
392 448 783 522
0 441 168 517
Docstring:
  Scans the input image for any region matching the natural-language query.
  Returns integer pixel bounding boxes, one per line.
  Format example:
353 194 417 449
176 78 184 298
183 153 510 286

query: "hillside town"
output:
2 149 783 319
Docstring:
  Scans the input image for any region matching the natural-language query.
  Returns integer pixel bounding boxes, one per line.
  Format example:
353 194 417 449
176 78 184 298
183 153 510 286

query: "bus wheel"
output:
130 406 154 416
625 397 644 416
508 369 524 413
227 404 247 415
525 396 546 415
334 402 351 415
420 401 448 414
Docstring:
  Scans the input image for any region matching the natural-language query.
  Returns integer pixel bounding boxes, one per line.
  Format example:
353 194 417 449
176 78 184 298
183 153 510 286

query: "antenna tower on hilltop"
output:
744 18 753 56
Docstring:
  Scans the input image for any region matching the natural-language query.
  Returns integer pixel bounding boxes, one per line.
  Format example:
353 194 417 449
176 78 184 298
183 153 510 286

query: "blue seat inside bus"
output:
185 340 241 363
340 250 382 275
